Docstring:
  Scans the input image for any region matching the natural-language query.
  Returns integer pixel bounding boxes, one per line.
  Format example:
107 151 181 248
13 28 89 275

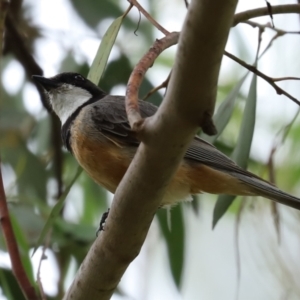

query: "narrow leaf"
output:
32 167 82 256
157 205 184 288
212 194 235 229
0 268 26 300
232 74 257 168
87 16 124 85
202 73 248 144
213 73 257 228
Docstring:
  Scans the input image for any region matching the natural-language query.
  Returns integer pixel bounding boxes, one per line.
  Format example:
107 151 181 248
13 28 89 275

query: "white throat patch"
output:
48 84 92 125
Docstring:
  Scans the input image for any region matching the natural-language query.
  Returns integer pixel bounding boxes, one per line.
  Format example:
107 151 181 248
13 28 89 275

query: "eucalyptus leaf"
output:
32 167 82 256
88 14 125 85
0 268 26 300
202 73 248 144
157 205 184 288
213 74 257 228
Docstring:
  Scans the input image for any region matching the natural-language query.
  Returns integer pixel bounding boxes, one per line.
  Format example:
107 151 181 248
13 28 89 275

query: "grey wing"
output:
185 137 262 178
90 95 158 145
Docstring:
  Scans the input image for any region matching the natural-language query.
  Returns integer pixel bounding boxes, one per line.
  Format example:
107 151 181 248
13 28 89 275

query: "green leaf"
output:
213 73 257 228
202 73 248 144
212 194 236 229
157 205 185 288
32 167 82 256
88 15 125 85
232 74 257 167
0 268 26 300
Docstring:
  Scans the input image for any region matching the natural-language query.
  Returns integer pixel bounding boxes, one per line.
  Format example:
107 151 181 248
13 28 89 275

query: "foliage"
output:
1 0 300 299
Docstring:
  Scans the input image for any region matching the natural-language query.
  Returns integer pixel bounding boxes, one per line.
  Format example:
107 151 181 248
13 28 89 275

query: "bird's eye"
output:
74 75 84 81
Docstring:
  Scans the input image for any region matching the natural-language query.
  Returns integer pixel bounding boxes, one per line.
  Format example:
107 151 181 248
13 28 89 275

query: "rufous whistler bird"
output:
33 72 300 209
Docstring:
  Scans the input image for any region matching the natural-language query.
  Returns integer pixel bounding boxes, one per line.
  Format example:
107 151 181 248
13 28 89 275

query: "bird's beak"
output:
32 75 61 91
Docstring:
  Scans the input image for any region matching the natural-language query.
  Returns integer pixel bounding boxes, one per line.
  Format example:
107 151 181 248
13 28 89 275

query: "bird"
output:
32 72 300 209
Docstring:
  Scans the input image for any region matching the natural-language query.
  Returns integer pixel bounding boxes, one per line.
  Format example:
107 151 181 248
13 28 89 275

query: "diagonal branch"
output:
224 51 300 106
63 0 238 299
128 0 170 35
143 71 171 100
0 163 40 300
242 20 300 35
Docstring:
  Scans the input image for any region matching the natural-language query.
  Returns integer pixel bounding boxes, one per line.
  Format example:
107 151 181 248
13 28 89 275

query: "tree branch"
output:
233 4 300 26
63 0 238 299
0 163 40 300
126 32 179 132
224 51 300 105
143 71 171 100
128 0 170 35
242 20 300 35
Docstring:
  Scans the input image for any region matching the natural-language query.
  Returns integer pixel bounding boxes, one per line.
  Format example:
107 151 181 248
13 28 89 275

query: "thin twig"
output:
273 76 300 82
0 162 40 300
259 32 282 59
36 231 51 300
224 50 300 106
126 32 179 131
233 4 300 27
128 0 170 35
134 8 141 36
234 199 246 300
265 0 274 27
143 71 171 100
242 20 300 59
266 108 300 244
242 20 300 35
254 24 264 61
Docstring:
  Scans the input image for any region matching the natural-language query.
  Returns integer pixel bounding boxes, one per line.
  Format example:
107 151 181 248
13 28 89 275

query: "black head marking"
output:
33 72 105 98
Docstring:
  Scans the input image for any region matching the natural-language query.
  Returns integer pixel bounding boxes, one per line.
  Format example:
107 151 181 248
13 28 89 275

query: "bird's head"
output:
32 72 105 124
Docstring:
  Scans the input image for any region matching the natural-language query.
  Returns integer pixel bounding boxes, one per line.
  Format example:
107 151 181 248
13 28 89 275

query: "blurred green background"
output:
1 0 300 299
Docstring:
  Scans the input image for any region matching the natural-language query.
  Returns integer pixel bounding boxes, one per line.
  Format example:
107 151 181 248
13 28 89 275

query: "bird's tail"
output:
235 172 300 210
